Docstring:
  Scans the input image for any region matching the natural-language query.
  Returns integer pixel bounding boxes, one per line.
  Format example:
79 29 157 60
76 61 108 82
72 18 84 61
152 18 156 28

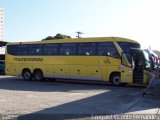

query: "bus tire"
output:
22 69 32 81
110 73 121 86
33 70 43 81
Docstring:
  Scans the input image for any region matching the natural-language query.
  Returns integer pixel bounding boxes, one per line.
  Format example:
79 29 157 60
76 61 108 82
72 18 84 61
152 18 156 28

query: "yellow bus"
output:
5 37 153 85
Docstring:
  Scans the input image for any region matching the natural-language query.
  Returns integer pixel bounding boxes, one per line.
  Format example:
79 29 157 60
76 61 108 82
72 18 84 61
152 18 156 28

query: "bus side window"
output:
43 44 59 55
28 44 43 55
59 43 76 56
77 43 96 56
7 45 18 55
97 42 120 58
17 45 28 55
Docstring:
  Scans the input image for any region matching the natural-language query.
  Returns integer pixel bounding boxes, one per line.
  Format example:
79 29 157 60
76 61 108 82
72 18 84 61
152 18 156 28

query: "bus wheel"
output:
110 73 121 86
33 70 43 81
22 69 32 80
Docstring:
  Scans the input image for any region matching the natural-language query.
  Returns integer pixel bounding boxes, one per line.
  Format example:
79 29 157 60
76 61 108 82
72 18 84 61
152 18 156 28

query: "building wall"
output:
0 7 4 41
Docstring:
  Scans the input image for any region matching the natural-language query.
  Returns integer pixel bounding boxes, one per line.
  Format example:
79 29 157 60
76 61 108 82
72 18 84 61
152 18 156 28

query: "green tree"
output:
42 36 54 40
42 33 71 41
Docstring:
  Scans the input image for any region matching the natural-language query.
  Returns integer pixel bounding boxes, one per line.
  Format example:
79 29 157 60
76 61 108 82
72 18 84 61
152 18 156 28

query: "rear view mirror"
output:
121 52 132 68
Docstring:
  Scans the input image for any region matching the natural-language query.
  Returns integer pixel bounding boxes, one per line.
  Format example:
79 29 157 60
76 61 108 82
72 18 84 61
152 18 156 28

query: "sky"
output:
0 0 160 50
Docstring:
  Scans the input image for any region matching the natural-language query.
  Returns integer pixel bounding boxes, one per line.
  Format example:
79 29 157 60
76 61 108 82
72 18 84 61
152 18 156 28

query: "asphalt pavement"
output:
0 75 160 120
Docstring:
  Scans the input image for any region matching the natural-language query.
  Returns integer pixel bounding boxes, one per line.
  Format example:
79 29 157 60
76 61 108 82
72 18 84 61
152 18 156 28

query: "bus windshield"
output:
117 42 140 53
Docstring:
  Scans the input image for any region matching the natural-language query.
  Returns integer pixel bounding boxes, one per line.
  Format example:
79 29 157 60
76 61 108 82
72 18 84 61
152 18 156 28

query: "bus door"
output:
121 52 133 84
132 50 144 84
130 49 151 84
130 48 153 84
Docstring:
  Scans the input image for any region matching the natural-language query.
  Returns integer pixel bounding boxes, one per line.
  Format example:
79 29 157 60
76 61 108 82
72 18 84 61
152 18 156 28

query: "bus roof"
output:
7 37 139 45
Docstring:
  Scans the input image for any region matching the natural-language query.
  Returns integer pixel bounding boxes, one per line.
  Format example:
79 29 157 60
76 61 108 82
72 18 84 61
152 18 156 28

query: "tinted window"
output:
0 55 5 60
60 43 76 55
118 42 140 53
43 44 59 55
97 42 120 58
78 43 96 55
0 60 4 64
28 44 43 55
17 45 28 55
7 45 18 55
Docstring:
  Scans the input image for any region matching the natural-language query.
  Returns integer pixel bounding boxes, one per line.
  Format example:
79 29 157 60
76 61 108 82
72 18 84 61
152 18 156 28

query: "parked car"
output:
0 60 5 74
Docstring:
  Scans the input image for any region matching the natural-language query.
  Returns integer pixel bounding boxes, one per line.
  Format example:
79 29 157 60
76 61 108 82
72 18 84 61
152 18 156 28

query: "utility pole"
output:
76 31 83 38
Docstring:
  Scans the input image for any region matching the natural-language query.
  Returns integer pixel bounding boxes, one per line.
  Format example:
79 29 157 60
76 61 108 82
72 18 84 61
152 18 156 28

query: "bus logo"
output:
103 58 111 64
14 58 43 62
